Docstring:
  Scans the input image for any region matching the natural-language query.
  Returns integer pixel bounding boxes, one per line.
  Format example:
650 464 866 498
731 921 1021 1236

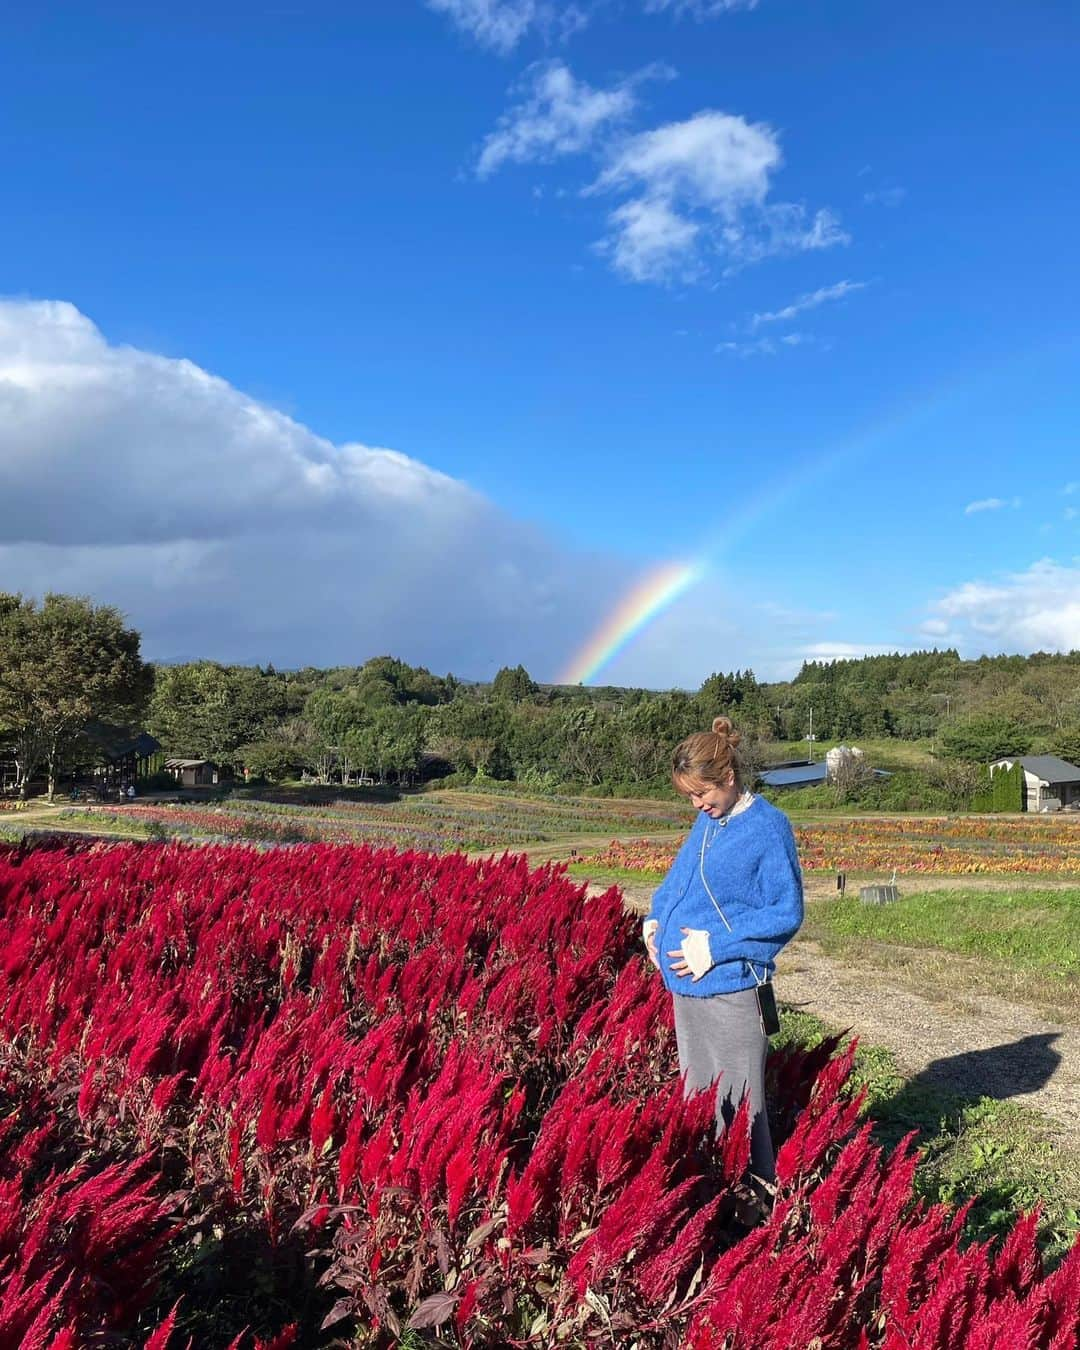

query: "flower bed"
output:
582 816 1080 879
71 788 689 853
0 839 1075 1346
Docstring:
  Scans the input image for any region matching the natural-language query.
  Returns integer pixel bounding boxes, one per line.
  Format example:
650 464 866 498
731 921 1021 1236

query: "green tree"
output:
971 765 994 812
491 664 538 703
937 714 1030 763
428 699 511 779
369 705 426 784
0 593 150 800
1052 726 1080 767
148 663 288 768
238 738 303 782
980 761 1024 812
303 688 371 782
555 704 618 785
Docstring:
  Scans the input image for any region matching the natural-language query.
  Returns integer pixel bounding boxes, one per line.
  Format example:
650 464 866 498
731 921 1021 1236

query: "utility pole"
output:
806 706 816 763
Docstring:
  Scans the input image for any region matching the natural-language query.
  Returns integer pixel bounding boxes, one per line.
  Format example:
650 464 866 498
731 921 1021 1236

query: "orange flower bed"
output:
581 816 1080 878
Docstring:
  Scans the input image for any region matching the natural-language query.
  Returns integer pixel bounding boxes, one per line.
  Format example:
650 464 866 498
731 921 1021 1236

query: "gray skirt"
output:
672 987 774 1182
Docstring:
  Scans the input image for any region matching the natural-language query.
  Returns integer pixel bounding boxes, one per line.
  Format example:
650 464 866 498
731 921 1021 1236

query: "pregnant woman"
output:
643 717 804 1182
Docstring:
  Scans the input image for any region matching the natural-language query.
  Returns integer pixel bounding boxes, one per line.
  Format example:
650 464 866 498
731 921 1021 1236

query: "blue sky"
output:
1 1 1078 685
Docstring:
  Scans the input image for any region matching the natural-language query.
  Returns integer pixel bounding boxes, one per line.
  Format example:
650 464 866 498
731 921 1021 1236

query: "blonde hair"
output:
672 716 743 791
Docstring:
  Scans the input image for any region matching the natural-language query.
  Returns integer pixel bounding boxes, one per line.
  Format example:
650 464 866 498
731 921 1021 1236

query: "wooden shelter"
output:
165 758 220 788
81 723 162 788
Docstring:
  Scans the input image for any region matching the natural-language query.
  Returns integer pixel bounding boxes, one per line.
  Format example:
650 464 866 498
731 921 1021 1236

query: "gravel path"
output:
602 879 1080 1152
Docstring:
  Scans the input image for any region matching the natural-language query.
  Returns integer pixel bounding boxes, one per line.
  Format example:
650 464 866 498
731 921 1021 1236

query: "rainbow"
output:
558 560 706 686
558 347 1015 687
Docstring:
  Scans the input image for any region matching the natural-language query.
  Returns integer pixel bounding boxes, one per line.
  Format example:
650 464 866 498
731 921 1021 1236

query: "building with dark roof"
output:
759 753 892 792
165 758 220 788
759 762 830 789
991 755 1080 811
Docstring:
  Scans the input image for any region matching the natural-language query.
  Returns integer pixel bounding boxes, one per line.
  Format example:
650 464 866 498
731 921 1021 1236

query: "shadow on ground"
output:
905 1032 1063 1106
856 1032 1068 1252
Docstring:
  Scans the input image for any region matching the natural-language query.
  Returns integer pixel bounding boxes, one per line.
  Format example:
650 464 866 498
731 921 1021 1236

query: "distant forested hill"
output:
139 648 1080 791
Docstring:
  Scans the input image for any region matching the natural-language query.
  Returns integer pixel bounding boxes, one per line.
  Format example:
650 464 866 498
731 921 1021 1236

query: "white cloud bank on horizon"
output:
11 301 1071 689
923 560 1080 654
0 298 784 685
800 641 910 663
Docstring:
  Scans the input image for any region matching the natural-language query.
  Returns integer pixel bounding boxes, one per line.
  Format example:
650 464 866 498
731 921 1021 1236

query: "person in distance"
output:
642 716 804 1183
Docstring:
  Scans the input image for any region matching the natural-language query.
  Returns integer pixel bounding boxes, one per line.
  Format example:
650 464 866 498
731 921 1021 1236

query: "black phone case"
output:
756 981 781 1036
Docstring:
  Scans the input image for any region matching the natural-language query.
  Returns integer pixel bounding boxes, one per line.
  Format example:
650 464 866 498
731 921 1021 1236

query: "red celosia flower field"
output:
583 815 1080 879
0 838 1076 1348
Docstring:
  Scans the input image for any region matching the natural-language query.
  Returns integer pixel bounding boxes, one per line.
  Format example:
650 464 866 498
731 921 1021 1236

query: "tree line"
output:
2 592 1080 798
144 649 1080 789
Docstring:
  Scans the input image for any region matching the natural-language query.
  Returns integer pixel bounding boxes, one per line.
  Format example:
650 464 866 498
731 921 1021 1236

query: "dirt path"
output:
604 879 1080 1153
775 937 1080 1149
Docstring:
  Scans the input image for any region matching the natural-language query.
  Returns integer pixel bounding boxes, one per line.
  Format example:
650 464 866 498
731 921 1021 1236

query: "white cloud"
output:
719 204 848 271
920 618 949 636
716 336 777 357
717 331 810 357
426 0 541 53
604 196 700 282
927 559 1080 654
477 71 847 285
426 0 588 51
1064 482 1079 495
752 279 866 327
590 111 847 282
0 299 633 676
1065 506 1078 521
427 0 535 52
643 0 759 16
1 298 812 689
963 497 1021 515
863 186 906 207
594 109 779 209
477 61 661 177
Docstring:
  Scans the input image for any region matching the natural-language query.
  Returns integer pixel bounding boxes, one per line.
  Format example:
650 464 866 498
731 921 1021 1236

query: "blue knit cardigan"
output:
645 796 804 997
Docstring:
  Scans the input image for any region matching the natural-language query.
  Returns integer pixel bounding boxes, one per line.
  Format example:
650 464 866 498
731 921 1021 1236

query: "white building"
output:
990 755 1080 812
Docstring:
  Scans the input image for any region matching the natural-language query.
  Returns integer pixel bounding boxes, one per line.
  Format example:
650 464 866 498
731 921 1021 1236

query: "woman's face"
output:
676 771 740 820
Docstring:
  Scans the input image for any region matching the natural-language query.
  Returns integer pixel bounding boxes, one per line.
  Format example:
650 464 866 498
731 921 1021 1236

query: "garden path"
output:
607 879 1080 1154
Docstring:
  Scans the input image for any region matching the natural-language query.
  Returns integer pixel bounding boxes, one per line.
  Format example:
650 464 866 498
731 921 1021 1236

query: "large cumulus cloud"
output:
0 299 629 676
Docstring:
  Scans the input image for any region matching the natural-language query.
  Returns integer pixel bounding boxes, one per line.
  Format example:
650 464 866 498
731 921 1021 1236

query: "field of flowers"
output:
581 815 1080 879
40 788 690 853
0 837 1077 1347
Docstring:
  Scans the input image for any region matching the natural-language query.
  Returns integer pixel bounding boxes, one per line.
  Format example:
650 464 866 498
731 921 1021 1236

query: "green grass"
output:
765 738 937 772
566 862 664 886
808 887 1080 981
776 1009 1080 1263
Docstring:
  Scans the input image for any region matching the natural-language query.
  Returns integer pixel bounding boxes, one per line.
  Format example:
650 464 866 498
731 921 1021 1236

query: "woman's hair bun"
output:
711 715 741 747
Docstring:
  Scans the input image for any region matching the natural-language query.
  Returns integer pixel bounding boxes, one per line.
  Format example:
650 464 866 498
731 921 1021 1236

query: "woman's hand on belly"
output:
666 927 712 981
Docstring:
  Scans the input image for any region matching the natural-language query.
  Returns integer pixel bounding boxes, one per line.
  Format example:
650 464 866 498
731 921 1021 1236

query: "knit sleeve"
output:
645 816 699 925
